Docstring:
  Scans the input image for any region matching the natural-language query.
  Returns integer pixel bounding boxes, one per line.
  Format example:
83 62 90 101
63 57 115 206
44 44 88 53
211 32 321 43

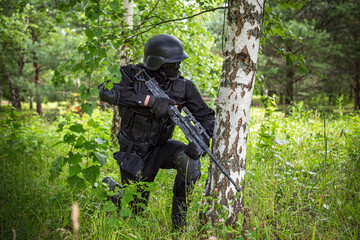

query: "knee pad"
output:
175 151 201 181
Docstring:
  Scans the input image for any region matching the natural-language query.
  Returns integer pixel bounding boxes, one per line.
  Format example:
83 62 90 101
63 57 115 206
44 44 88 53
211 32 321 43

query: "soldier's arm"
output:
184 80 215 138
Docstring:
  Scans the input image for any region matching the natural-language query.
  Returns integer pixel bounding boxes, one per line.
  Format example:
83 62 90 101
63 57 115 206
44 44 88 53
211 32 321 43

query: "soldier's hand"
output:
148 97 175 118
98 82 119 105
184 142 201 160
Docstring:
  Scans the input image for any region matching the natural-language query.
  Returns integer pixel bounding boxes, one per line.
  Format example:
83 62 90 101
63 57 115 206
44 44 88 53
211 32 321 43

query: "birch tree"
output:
204 0 264 225
110 0 134 142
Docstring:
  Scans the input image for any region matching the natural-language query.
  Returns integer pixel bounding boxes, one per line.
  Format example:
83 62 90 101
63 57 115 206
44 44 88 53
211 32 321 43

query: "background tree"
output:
0 2 28 110
204 0 264 226
110 0 134 142
302 0 360 110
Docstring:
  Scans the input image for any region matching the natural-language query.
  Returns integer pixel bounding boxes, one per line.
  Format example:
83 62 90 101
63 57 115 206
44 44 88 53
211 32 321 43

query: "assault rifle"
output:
136 70 241 192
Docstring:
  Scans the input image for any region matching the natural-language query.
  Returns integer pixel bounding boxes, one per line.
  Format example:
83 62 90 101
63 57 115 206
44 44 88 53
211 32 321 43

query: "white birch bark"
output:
111 0 134 142
204 0 264 225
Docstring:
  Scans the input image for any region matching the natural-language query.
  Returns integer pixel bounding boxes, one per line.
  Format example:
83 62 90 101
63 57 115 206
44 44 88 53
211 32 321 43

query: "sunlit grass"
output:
0 104 359 239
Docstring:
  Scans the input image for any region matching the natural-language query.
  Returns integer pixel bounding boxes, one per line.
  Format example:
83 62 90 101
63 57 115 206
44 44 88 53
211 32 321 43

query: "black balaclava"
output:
160 62 181 81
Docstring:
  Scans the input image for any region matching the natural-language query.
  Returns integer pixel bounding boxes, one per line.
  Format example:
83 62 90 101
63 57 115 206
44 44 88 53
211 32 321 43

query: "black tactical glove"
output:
98 82 119 105
184 142 201 160
184 133 210 159
148 97 175 118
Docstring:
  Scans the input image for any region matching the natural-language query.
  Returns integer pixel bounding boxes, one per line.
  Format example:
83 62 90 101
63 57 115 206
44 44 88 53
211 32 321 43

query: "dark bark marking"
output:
231 82 237 91
237 117 243 132
241 90 245 98
222 111 231 154
215 118 224 150
247 70 256 90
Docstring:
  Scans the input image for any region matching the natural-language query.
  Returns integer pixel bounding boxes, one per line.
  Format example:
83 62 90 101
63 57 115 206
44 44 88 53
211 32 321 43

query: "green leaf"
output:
108 64 119 76
64 133 76 143
107 216 120 227
92 151 107 166
68 152 82 164
98 48 107 59
67 175 86 189
75 135 87 147
109 0 119 11
85 28 94 39
78 84 87 92
82 165 100 184
81 103 94 116
93 28 103 38
57 121 67 132
80 89 91 101
87 118 99 128
119 207 131 217
72 63 83 72
70 164 81 176
103 201 118 212
69 123 86 133
90 87 99 97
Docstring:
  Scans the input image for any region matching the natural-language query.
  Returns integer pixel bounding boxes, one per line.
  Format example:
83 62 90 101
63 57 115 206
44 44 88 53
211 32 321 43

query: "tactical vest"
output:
118 65 186 153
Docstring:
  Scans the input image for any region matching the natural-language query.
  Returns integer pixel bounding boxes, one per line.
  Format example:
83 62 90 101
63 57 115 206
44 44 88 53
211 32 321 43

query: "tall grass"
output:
0 105 359 239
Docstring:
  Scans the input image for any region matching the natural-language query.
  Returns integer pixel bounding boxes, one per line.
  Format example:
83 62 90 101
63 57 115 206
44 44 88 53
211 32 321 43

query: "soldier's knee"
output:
175 151 201 181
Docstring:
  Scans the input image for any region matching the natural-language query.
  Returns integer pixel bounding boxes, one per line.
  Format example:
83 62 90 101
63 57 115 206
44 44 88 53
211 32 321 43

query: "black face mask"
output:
161 62 181 79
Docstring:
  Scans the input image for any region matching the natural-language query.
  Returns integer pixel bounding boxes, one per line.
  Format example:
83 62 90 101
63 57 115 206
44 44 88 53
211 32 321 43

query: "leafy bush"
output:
1 107 359 239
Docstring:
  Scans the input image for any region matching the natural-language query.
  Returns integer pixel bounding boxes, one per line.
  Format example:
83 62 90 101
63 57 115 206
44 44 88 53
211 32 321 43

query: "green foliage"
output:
245 107 360 239
259 0 360 108
51 0 223 117
1 106 359 239
49 109 113 189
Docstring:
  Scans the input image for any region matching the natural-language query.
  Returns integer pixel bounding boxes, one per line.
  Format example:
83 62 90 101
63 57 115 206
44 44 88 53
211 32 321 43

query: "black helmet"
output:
143 34 188 70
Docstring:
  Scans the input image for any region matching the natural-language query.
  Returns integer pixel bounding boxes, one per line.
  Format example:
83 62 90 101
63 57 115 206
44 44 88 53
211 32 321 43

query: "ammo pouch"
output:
113 151 145 178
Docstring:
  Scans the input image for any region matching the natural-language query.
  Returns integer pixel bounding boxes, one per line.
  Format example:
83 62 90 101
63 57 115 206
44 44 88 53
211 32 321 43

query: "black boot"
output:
103 177 124 207
172 197 187 229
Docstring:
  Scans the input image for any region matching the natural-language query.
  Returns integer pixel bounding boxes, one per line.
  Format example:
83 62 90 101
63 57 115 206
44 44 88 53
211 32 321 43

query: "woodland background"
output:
0 0 359 239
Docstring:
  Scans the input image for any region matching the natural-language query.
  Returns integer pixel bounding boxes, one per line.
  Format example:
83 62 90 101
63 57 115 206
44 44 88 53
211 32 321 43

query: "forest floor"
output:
0 101 359 239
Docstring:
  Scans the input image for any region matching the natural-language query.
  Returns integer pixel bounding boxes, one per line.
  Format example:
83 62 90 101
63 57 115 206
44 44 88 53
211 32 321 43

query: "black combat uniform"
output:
100 34 215 229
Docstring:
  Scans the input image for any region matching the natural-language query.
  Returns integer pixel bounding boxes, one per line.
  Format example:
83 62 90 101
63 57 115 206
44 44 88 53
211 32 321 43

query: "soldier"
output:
99 34 215 229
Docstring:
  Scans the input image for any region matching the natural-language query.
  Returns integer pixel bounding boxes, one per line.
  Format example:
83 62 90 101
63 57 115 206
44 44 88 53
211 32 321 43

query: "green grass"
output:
0 104 359 239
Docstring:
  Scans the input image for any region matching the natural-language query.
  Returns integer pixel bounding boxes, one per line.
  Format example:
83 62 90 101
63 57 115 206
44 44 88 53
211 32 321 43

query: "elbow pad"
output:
98 83 120 105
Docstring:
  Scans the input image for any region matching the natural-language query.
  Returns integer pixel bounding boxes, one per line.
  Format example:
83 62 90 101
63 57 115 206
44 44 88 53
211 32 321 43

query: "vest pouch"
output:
120 108 133 129
114 151 145 178
159 121 175 145
131 114 148 141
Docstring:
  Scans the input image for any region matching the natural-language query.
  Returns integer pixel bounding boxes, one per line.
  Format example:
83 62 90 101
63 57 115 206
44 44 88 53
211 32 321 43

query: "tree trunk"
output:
284 46 294 105
29 94 34 109
285 70 294 105
204 0 264 226
111 0 134 142
29 80 34 109
279 92 284 105
7 73 21 110
354 60 360 111
33 62 42 114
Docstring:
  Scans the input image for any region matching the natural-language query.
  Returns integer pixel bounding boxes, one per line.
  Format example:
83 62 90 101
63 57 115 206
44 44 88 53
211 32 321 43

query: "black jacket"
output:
113 64 215 148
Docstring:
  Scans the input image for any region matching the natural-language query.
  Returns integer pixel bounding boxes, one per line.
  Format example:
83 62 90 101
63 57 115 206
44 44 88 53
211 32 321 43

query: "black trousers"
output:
119 139 199 211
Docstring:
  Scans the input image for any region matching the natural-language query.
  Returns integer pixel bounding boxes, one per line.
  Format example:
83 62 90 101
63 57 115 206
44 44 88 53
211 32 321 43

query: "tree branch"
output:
129 6 227 39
